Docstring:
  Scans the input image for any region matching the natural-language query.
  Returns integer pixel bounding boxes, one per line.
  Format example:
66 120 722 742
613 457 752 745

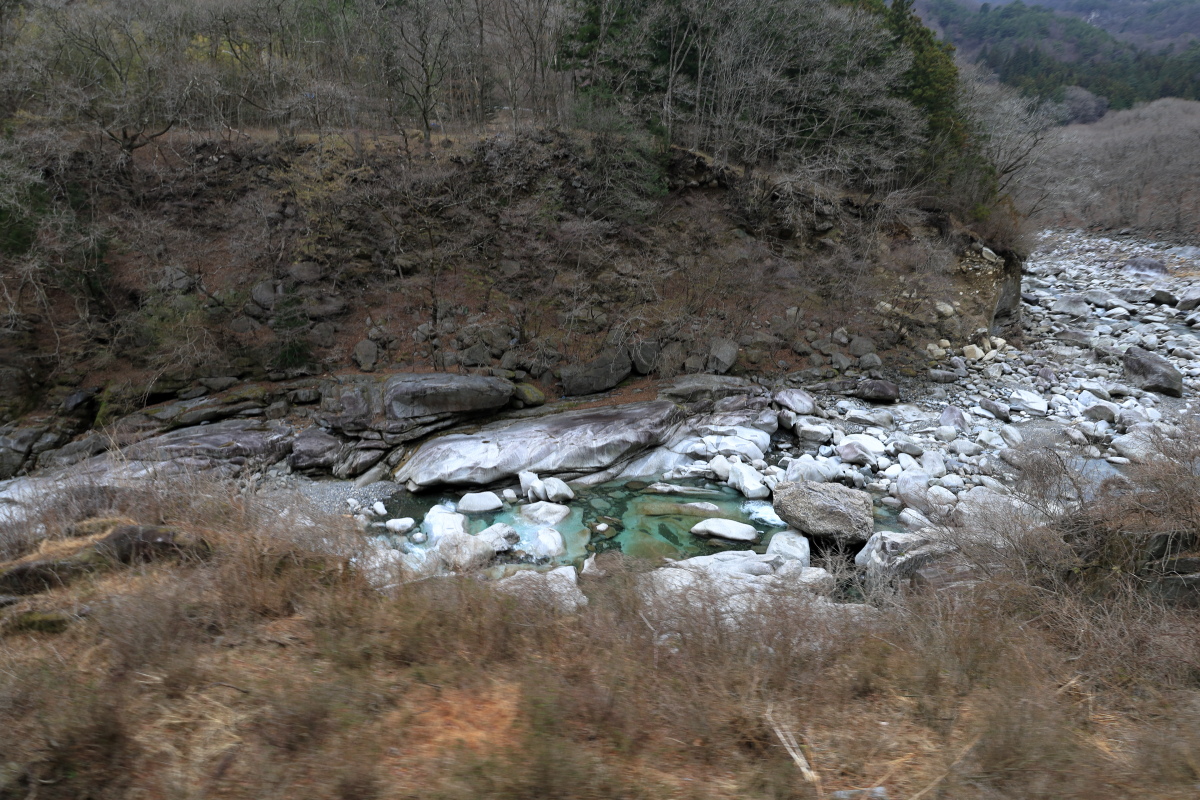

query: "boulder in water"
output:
690 518 760 542
773 481 873 544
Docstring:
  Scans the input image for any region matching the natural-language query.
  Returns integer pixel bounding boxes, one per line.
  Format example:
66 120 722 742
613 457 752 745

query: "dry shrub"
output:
0 663 136 800
94 579 211 698
254 680 345 753
9 457 1200 798
1035 98 1200 238
1134 694 1200 785
0 481 158 561
430 680 664 800
963 681 1110 799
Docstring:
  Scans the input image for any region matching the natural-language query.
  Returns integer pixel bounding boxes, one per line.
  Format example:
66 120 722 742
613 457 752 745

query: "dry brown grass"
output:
2 455 1200 799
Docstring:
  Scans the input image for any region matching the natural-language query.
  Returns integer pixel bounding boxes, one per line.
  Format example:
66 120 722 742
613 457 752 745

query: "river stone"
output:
848 336 876 357
858 353 883 370
251 281 279 309
478 523 519 552
690 518 759 542
353 339 379 371
1010 389 1049 416
836 434 884 467
765 530 811 566
1123 346 1183 397
774 388 816 415
659 375 755 404
896 470 937 516
560 347 632 395
457 491 504 513
773 481 873 543
727 460 770 499
529 528 567 558
395 401 682 487
540 477 575 502
520 501 571 525
707 339 739 374
1051 295 1091 318
1151 287 1178 306
1124 256 1167 276
334 447 386 479
385 518 415 534
980 398 1011 421
630 341 661 374
1178 288 1200 312
939 406 971 431
785 456 838 483
386 373 513 419
512 383 545 406
435 530 497 571
1110 427 1158 462
289 428 344 471
288 261 323 283
424 505 467 542
854 379 900 403
640 501 723 518
108 419 293 476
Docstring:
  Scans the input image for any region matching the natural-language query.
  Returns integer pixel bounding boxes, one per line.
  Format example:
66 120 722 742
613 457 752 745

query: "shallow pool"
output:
379 476 803 567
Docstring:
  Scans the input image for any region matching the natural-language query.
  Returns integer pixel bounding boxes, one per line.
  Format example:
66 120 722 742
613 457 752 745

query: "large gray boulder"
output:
1123 346 1183 397
383 373 514 418
317 372 514 437
853 380 900 403
1051 295 1091 318
289 428 345 471
773 481 874 544
707 339 739 374
396 400 683 488
774 388 816 415
1177 288 1200 312
560 348 632 396
629 341 661 375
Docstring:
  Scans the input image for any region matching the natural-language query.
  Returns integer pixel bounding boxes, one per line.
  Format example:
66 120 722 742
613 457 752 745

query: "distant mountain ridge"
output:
916 0 1200 107
997 0 1200 48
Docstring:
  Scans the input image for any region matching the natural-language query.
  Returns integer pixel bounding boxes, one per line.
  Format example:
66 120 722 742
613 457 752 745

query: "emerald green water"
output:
380 477 797 566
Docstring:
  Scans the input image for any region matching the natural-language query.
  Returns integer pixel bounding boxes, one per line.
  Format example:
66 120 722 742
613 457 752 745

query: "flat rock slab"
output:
773 481 874 544
92 419 295 476
658 375 758 404
317 372 514 435
396 401 684 488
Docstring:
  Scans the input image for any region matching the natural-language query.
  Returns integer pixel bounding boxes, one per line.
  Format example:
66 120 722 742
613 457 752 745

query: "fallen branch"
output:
766 703 823 799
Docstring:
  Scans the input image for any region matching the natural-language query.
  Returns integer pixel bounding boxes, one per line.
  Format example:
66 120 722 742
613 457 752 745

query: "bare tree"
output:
1035 98 1200 239
375 0 454 144
29 0 200 171
957 63 1057 207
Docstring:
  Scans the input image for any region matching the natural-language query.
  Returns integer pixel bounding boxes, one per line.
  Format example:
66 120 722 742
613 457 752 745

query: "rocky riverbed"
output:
3 229 1199 612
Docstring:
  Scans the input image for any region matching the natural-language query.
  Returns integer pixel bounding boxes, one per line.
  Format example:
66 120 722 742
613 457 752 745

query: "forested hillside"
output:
918 0 1200 107
995 0 1200 48
0 0 1043 415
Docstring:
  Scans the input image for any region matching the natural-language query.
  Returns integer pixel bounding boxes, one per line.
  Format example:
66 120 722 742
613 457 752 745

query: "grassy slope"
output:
3 437 1200 798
